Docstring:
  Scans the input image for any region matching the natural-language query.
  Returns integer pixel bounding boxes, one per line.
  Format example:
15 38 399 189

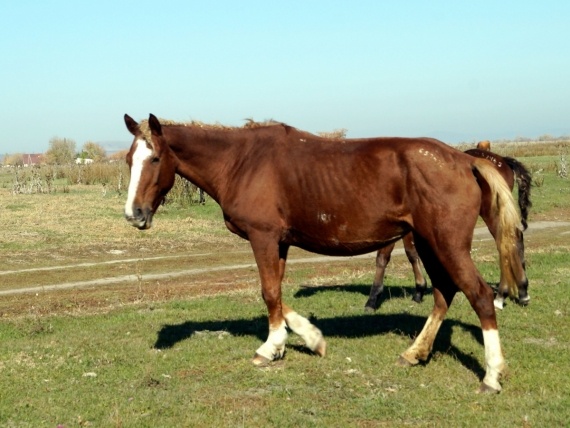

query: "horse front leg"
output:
249 236 288 365
283 303 326 357
249 237 325 365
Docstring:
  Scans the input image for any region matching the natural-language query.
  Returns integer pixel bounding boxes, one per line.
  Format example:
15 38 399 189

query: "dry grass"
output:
1 183 245 267
456 139 570 158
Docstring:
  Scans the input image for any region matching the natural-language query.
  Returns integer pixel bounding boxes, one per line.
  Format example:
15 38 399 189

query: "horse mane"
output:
137 116 345 148
137 117 286 144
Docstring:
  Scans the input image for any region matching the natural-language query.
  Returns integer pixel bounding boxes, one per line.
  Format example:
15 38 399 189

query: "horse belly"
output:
285 216 407 257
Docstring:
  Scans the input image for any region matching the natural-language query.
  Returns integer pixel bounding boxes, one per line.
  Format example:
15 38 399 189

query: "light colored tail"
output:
473 158 523 297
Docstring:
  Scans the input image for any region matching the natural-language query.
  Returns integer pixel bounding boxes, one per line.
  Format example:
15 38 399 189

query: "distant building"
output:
23 154 43 167
75 158 94 164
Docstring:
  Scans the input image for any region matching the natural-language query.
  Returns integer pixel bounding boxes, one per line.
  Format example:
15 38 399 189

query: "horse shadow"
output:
293 282 432 307
294 280 500 303
154 282 486 380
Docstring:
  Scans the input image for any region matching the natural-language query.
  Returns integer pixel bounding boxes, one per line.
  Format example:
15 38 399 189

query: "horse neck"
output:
164 125 242 202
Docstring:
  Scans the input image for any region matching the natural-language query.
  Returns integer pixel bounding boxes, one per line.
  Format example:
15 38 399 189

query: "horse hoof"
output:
364 305 376 313
478 382 501 394
518 297 530 306
494 299 504 310
396 355 418 367
314 338 327 357
412 294 423 304
252 353 272 367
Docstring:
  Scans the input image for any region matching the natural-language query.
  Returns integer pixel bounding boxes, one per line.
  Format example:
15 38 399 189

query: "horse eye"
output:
151 157 160 164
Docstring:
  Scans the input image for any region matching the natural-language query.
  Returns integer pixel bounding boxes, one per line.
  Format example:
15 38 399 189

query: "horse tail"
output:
472 158 523 297
503 156 533 230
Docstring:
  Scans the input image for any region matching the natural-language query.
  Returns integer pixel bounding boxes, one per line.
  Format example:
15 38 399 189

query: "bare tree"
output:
109 149 128 162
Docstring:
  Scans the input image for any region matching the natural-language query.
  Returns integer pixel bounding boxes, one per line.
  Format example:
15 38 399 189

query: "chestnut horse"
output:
124 114 524 392
365 149 532 311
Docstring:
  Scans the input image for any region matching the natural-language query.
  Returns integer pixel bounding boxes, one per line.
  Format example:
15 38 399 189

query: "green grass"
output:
1 251 569 427
527 170 570 217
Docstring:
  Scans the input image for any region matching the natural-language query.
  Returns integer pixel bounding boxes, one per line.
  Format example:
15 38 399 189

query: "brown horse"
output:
124 113 524 392
365 148 532 311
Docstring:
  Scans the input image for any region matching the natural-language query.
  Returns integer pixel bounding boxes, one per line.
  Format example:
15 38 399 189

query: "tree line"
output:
2 137 127 166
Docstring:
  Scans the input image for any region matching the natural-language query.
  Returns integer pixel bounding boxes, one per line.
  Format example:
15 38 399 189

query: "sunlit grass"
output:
1 248 569 426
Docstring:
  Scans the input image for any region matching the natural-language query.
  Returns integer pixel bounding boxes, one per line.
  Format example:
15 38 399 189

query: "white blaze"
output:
124 139 153 218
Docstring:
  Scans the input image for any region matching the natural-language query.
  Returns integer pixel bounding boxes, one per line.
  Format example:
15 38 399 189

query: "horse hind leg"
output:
399 269 454 364
398 296 448 365
398 235 455 365
478 178 529 310
466 273 505 392
479 206 511 310
514 230 530 306
495 229 529 309
405 234 504 392
494 271 509 310
403 234 428 303
365 243 395 312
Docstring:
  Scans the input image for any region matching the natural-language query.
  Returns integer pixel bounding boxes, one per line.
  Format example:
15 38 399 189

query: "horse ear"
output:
124 114 139 136
148 114 162 137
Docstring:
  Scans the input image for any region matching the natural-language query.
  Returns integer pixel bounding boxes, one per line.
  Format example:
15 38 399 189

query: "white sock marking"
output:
482 329 504 391
285 311 323 351
255 320 288 361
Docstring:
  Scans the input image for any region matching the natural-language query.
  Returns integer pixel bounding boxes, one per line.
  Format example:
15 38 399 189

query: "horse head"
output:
477 140 491 151
123 113 177 229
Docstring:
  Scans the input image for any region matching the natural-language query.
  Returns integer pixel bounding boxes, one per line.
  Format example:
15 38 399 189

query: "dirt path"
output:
1 221 569 296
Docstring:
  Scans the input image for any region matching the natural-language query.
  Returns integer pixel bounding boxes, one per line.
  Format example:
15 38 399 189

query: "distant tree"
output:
109 149 129 162
45 137 76 165
538 134 554 142
81 141 107 162
514 136 532 143
4 153 24 166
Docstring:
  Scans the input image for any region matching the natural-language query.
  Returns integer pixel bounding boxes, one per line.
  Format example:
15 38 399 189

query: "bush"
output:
165 176 206 208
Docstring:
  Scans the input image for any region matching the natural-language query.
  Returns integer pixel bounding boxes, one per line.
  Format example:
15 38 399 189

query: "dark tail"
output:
503 157 532 230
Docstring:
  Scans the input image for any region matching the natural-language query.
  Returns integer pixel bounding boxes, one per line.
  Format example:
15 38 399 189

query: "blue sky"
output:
1 1 569 154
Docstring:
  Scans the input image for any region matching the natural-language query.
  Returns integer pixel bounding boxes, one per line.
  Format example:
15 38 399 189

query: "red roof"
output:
23 154 43 165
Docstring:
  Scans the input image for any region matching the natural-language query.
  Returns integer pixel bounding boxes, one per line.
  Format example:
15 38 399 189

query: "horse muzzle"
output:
125 207 153 230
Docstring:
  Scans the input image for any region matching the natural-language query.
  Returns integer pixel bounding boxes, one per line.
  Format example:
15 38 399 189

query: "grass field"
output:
1 146 569 427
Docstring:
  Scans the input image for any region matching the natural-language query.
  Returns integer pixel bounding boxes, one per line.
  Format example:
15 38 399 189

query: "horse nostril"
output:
125 206 144 222
125 205 153 229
